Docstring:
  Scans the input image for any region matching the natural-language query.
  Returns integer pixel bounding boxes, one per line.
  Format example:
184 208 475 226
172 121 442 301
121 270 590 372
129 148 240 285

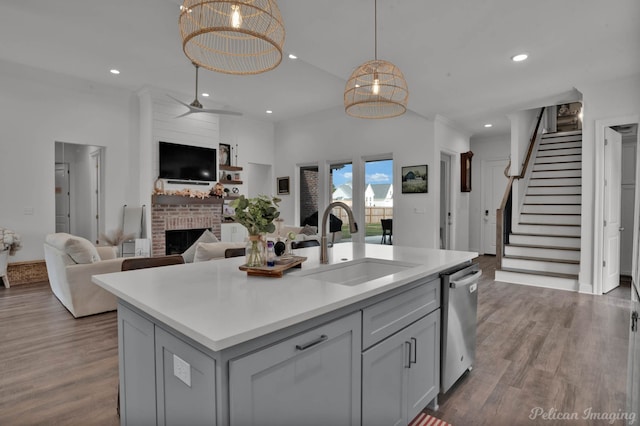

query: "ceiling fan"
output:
168 63 242 117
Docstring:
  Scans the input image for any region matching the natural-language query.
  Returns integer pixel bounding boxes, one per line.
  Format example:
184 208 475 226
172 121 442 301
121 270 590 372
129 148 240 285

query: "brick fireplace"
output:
151 195 224 257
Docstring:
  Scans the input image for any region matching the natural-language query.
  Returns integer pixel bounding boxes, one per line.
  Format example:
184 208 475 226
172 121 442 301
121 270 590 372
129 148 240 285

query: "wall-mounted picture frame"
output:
277 176 290 195
401 165 428 193
461 151 473 192
219 143 231 167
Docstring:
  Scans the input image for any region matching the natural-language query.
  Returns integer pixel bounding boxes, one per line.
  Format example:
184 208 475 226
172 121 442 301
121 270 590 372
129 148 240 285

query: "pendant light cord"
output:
374 0 378 60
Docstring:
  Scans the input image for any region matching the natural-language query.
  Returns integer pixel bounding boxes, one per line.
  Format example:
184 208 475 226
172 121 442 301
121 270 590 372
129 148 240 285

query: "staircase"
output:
495 130 582 291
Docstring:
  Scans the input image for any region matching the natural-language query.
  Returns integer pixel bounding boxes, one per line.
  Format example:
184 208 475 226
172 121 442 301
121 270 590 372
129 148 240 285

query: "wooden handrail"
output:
496 107 545 268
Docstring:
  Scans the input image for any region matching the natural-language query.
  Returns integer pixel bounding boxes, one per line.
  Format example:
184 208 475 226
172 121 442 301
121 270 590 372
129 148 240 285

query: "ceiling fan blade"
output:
200 108 243 116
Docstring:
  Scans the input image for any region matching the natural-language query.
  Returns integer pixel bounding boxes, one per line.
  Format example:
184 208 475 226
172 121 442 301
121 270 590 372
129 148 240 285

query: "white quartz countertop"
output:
93 243 477 352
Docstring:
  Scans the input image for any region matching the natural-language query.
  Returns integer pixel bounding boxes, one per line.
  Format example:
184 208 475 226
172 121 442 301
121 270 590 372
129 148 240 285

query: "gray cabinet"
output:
155 327 217 426
362 309 440 426
229 312 362 426
118 304 217 426
117 304 157 425
628 285 640 421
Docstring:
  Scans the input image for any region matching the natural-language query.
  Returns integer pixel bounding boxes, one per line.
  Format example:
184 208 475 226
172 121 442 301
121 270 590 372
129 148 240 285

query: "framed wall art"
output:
277 176 290 195
401 165 428 193
219 143 231 167
461 151 473 192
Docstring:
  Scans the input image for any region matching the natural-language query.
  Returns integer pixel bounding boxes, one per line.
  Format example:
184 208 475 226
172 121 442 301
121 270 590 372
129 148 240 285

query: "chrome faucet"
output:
320 202 358 264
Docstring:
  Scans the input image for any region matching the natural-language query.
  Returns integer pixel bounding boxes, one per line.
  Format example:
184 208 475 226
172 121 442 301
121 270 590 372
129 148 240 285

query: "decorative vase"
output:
245 235 265 267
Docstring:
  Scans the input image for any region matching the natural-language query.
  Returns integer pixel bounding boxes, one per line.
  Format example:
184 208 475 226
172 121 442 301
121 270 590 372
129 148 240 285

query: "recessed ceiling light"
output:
484 123 493 128
511 53 528 62
355 84 360 88
266 110 273 114
288 53 297 59
110 69 120 75
202 93 210 97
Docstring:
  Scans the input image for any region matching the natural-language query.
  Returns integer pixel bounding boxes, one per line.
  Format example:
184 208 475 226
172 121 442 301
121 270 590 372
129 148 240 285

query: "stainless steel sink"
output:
293 258 417 286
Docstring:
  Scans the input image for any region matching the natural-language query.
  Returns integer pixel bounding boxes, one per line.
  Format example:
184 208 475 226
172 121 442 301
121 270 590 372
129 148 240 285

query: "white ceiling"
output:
0 0 638 137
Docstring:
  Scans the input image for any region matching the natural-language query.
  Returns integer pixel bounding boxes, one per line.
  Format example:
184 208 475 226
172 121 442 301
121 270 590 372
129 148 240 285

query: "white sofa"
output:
44 233 125 318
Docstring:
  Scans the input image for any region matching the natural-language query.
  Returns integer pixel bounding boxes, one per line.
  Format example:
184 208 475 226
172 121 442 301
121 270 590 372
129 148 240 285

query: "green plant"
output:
230 195 281 235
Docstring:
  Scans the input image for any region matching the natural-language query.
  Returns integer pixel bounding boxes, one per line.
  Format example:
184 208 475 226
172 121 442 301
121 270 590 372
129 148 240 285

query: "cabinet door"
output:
362 325 410 426
405 310 440 422
362 310 441 426
118 304 157 426
229 312 361 426
155 327 217 426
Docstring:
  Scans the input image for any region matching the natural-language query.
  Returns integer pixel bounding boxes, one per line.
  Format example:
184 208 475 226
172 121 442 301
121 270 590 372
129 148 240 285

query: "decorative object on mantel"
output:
153 177 165 195
0 227 21 288
344 0 408 119
230 195 281 268
152 186 213 199
179 0 285 75
211 182 226 198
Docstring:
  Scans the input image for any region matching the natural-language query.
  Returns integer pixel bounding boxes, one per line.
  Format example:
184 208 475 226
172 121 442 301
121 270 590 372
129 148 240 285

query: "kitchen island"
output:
94 243 477 426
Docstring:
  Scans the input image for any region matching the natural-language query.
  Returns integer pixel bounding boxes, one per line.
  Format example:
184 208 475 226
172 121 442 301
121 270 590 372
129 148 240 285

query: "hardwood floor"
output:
0 282 119 425
0 256 632 425
427 255 632 426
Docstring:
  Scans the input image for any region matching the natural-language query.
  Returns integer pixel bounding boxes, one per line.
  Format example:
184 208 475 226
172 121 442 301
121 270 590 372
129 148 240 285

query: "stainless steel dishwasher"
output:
440 262 482 393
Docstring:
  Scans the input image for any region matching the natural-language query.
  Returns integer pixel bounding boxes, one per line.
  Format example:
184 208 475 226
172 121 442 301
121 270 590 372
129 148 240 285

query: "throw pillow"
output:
194 242 246 263
65 236 100 264
182 230 219 263
300 225 317 236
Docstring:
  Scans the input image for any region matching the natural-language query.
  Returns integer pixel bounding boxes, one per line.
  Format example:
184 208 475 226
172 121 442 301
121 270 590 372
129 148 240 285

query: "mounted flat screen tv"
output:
159 141 217 182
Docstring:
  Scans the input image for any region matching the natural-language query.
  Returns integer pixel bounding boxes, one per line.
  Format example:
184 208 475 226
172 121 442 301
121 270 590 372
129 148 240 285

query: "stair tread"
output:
507 243 580 251
499 267 579 280
523 202 581 204
504 254 580 264
510 232 581 239
519 222 580 227
521 212 581 216
541 130 583 137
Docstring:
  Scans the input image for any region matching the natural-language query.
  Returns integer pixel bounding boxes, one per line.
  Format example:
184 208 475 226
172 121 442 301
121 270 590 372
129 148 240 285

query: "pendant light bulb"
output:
372 72 380 95
231 4 242 29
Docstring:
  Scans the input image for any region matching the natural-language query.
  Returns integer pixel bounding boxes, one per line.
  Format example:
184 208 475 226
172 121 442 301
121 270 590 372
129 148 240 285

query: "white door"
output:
482 159 509 255
440 153 452 249
90 150 102 244
55 163 70 233
603 127 623 293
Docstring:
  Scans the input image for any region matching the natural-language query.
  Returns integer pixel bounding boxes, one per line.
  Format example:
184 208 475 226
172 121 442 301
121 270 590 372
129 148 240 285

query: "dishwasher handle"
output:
450 270 482 288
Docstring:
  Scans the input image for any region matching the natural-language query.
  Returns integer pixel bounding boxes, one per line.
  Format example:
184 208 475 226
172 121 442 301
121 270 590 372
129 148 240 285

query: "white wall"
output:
274 106 438 248
579 73 640 293
468 134 511 252
0 60 134 262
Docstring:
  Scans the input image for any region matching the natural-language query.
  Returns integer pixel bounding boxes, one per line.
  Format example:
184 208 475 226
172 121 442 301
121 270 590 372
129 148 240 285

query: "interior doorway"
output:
482 159 510 255
54 142 105 242
600 123 638 296
440 153 452 249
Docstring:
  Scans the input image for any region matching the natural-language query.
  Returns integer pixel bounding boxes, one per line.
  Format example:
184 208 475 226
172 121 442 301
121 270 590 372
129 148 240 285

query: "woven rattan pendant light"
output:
179 0 285 75
344 0 408 118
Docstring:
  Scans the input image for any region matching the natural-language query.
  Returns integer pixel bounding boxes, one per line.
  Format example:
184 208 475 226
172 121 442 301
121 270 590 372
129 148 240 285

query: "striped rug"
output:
409 412 453 426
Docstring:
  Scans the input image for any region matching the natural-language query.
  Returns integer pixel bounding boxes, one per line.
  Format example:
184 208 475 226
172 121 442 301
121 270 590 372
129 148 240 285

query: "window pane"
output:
365 159 393 244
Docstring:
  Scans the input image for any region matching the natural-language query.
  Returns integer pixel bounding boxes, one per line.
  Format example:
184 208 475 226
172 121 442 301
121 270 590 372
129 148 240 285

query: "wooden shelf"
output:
219 165 243 171
219 179 243 185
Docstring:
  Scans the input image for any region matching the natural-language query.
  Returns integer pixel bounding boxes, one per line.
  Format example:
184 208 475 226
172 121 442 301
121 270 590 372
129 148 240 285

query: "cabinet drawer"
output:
362 278 440 349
